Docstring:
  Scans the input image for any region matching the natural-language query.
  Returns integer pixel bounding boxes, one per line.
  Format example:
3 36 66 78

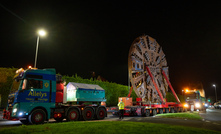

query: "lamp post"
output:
213 84 217 102
34 30 46 68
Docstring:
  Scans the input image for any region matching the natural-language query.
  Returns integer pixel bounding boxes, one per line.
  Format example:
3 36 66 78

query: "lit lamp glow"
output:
34 29 47 68
213 84 217 102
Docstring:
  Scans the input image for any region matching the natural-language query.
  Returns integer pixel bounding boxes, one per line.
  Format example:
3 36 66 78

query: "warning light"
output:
28 66 32 69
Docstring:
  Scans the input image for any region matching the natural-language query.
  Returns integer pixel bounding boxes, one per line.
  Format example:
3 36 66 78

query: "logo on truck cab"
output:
28 91 47 98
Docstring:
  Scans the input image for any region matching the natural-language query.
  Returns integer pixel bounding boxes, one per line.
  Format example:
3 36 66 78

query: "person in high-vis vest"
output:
118 98 125 119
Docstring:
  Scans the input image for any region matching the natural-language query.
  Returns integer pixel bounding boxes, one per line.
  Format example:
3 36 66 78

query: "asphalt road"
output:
1 107 221 131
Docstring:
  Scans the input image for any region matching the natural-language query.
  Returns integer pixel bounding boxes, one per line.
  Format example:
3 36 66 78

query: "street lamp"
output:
34 29 46 68
213 84 217 102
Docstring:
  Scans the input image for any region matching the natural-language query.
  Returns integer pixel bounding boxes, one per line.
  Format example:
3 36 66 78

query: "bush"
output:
0 67 18 108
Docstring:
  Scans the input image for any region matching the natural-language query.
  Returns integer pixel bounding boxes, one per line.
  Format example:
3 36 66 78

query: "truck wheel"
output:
83 107 94 121
67 109 79 121
144 109 150 117
96 107 106 120
29 109 46 124
20 118 30 125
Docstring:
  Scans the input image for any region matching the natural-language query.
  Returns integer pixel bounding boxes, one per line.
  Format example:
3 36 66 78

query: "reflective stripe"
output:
118 102 124 110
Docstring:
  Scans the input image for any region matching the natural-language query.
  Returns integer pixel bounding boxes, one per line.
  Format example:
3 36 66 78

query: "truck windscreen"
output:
10 79 21 94
186 93 197 100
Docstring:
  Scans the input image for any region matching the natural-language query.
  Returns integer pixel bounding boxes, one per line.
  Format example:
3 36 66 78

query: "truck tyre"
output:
67 109 80 121
144 109 150 117
96 107 106 120
20 118 30 125
83 107 94 121
29 109 46 124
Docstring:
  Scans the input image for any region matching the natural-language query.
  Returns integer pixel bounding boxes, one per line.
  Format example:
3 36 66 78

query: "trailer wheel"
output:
144 109 150 117
29 109 46 124
83 107 94 121
165 108 169 113
67 109 80 121
152 109 157 116
96 107 106 120
170 108 174 113
159 109 163 114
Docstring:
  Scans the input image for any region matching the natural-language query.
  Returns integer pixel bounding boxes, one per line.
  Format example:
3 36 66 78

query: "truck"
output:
183 88 206 111
3 67 107 124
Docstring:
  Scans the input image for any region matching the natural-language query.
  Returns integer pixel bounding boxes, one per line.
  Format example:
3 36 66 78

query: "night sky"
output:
1 1 221 99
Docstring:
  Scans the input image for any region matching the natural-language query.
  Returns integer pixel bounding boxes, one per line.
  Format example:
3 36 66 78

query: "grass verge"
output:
0 121 220 134
156 111 202 120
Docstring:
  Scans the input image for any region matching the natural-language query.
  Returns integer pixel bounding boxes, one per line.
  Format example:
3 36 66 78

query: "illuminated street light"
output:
38 30 46 36
213 84 217 102
34 29 47 68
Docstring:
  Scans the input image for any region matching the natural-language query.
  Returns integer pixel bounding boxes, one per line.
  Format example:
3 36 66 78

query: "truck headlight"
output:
13 108 17 113
184 103 189 108
19 112 23 116
195 103 200 108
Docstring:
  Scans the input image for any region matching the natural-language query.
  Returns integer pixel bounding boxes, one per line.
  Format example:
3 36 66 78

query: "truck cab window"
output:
28 79 43 89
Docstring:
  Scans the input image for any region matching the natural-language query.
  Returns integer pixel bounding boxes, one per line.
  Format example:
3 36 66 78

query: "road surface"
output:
1 107 221 131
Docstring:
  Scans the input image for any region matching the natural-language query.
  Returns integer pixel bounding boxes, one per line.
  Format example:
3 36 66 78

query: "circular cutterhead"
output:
128 35 169 103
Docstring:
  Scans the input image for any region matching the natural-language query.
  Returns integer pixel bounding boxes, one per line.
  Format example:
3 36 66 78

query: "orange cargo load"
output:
119 97 132 106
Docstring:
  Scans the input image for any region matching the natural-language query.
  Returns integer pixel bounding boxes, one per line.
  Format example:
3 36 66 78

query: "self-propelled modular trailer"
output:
110 35 185 116
3 68 107 124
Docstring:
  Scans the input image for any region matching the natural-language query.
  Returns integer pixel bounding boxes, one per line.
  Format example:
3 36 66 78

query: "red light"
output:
54 114 58 118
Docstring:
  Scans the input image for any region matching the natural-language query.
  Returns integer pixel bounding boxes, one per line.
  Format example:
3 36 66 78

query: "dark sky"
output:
1 1 221 99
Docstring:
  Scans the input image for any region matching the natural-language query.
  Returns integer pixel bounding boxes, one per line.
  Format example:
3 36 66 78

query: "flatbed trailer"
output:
110 99 184 117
